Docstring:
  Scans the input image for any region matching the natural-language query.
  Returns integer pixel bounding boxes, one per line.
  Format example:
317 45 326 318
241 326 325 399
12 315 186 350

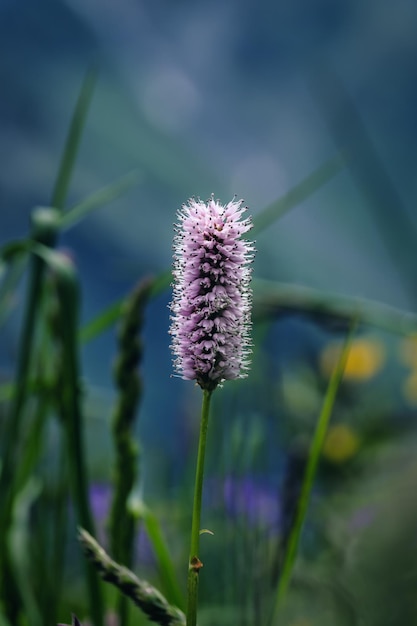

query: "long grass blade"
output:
251 152 346 237
253 278 417 335
270 318 357 623
142 507 185 610
52 252 104 626
60 170 142 231
51 67 97 210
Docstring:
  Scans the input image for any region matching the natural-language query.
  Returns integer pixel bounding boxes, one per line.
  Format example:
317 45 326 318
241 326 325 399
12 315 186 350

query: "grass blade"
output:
253 278 417 335
251 152 346 237
79 299 124 343
78 270 172 344
270 318 357 623
51 67 97 210
142 507 185 610
60 170 142 231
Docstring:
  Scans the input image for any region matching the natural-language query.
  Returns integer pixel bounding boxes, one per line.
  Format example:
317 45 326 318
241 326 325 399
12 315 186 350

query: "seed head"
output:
169 195 255 391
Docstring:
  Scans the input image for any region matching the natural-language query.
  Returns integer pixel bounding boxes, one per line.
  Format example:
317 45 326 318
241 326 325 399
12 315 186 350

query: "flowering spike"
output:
169 195 255 391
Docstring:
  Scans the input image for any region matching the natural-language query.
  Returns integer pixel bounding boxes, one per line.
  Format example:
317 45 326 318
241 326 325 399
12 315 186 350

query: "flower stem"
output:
186 388 212 626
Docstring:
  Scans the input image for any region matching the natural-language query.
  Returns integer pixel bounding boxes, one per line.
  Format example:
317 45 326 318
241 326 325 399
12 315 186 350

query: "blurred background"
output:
2 0 417 624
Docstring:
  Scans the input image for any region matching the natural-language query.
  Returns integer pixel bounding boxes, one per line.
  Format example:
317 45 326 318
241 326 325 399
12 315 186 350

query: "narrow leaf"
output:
251 152 346 237
143 507 185 610
51 67 97 210
60 170 142 231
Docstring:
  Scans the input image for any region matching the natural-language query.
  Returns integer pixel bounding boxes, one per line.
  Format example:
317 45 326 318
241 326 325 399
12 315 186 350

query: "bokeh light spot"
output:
322 424 360 463
320 338 385 381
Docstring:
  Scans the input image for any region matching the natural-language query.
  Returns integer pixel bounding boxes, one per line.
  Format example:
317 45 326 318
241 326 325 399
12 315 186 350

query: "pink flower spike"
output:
169 195 255 391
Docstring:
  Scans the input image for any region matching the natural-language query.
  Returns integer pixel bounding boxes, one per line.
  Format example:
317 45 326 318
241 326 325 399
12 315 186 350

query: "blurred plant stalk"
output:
108 278 153 626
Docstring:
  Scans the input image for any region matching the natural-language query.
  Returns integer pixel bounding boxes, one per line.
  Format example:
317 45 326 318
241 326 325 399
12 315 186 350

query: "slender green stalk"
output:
270 319 357 624
49 440 69 624
186 389 213 626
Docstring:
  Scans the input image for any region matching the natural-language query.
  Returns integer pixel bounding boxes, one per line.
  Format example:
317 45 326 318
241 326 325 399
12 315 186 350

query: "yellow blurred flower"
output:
322 423 360 463
320 338 385 381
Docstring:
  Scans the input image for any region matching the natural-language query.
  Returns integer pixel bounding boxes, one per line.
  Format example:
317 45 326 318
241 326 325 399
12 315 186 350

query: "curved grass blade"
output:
253 278 417 335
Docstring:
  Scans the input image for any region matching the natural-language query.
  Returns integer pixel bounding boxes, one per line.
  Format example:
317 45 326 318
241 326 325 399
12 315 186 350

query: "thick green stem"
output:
186 389 212 626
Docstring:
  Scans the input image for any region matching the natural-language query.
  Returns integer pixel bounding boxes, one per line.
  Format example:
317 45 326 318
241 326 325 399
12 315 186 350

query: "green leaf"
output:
0 256 27 328
60 170 142 231
9 478 44 626
142 507 185 611
0 240 30 262
79 299 124 343
253 277 417 335
251 151 346 237
50 67 97 210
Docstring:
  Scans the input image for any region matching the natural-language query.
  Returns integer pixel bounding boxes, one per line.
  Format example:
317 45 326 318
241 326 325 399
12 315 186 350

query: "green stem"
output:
0 209 60 622
270 319 357 624
186 389 212 626
54 258 104 626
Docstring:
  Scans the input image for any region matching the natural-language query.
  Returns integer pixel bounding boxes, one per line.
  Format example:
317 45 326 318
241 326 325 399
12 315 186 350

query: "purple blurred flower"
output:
223 475 281 527
169 196 254 391
348 505 376 531
89 483 155 567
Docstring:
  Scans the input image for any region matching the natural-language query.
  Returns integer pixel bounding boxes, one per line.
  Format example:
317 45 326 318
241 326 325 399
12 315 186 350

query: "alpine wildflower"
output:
169 195 255 391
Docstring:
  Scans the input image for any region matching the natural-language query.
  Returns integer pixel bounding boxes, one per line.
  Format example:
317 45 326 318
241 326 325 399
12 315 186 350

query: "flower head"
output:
169 195 254 391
